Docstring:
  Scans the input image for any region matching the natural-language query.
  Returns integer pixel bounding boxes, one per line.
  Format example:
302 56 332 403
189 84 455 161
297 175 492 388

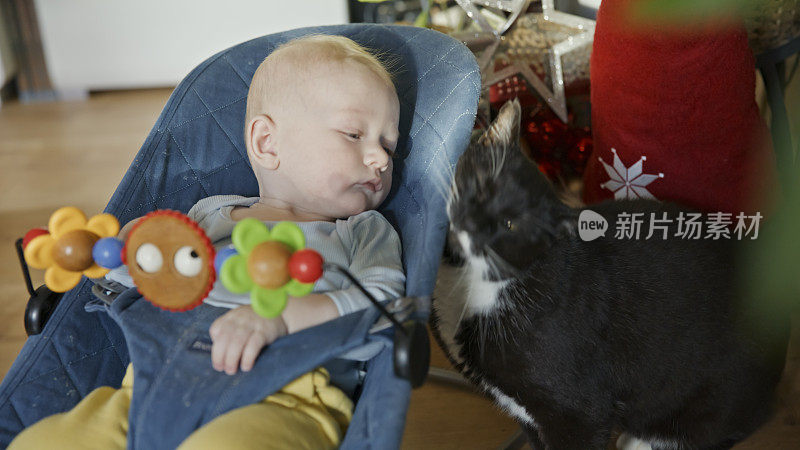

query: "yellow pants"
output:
9 363 353 450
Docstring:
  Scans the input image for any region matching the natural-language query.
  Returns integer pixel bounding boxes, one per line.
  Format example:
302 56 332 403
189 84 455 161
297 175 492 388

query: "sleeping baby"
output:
10 35 405 450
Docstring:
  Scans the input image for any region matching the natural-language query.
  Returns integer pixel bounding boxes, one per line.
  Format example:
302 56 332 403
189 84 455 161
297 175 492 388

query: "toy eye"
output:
174 246 202 277
136 243 163 273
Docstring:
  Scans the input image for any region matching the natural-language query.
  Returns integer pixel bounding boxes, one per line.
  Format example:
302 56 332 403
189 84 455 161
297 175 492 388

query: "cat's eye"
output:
503 220 517 231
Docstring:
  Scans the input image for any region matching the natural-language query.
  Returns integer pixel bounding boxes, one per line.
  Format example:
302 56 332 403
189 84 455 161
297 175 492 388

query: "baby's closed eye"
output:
340 130 361 140
339 129 396 157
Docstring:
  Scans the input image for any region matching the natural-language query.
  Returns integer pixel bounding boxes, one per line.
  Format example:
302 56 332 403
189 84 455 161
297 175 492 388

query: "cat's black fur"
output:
431 100 789 450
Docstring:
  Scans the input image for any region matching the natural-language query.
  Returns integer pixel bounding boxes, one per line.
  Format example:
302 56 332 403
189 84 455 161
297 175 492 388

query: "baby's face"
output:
272 62 400 220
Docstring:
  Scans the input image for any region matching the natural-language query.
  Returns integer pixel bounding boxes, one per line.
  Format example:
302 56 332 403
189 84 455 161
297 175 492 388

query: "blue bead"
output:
93 237 123 269
214 246 238 273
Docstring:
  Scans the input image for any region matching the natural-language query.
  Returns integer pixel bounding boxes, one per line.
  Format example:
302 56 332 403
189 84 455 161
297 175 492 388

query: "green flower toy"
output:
218 219 324 318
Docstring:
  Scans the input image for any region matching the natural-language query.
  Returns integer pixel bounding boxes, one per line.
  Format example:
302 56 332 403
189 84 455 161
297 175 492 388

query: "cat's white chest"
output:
464 257 509 315
432 232 509 364
457 231 509 315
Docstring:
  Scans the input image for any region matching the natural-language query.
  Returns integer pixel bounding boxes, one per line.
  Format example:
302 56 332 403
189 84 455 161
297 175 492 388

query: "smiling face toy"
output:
122 210 216 311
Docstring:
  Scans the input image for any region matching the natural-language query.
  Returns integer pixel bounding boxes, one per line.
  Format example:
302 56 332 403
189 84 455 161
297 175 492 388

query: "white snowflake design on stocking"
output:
598 148 664 200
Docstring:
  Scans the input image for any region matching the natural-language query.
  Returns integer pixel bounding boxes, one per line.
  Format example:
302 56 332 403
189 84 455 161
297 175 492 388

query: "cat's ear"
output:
479 99 521 148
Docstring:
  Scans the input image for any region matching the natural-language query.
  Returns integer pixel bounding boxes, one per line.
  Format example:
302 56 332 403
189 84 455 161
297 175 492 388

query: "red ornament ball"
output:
567 137 593 166
22 228 49 249
537 160 562 180
542 118 568 136
288 249 324 284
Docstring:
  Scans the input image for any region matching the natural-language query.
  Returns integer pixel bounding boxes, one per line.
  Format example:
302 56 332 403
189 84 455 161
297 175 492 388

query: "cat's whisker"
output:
485 252 504 283
444 164 460 206
479 251 517 347
450 170 460 202
478 315 488 363
429 166 450 201
485 245 521 280
430 158 459 205
439 263 471 345
421 145 457 204
455 272 470 321
454 299 470 341
489 145 498 181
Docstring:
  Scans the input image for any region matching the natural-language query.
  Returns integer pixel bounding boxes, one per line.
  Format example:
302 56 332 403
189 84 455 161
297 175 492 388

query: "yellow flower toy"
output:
23 207 120 292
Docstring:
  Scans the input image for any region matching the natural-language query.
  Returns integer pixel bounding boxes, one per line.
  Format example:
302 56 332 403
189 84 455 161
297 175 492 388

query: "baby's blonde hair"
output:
244 35 395 136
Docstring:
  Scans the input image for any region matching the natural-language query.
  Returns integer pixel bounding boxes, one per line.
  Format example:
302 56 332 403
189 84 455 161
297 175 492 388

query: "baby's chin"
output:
333 193 386 218
339 202 371 218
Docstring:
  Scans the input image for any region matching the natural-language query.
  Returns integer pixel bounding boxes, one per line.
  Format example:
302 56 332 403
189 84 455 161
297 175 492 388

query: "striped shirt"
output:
107 195 406 316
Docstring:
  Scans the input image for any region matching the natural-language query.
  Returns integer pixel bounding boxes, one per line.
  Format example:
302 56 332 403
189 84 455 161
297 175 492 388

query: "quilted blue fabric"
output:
0 24 479 449
98 287 388 449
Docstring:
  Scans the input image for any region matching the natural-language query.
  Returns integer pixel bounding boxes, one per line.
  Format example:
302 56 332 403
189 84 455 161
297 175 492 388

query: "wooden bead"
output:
247 241 292 289
51 229 100 271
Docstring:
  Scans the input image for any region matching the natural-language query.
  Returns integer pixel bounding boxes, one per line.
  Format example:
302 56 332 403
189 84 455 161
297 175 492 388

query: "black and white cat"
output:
431 100 789 450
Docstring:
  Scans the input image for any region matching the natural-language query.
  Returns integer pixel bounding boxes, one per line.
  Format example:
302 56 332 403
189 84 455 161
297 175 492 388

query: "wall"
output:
34 0 348 97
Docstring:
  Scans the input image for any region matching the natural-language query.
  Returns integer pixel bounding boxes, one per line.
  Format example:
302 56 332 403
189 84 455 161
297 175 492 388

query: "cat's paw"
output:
616 433 652 450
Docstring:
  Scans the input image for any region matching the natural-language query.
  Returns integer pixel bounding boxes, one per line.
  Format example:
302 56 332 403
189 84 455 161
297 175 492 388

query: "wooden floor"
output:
0 89 799 449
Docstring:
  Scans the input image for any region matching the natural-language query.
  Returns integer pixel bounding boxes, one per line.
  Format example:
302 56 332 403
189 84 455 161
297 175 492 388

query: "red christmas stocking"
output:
582 0 776 215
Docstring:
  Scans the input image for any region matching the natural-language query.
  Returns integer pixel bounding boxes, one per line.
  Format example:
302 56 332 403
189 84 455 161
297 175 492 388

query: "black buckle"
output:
15 238 63 336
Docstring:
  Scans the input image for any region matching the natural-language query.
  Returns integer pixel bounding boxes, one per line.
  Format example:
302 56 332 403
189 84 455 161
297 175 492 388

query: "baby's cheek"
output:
307 173 350 208
343 191 373 216
318 171 350 195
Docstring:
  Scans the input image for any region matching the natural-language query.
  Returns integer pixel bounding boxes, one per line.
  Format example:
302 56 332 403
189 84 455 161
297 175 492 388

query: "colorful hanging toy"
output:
21 207 324 318
215 218 324 318
22 207 120 293
120 210 217 312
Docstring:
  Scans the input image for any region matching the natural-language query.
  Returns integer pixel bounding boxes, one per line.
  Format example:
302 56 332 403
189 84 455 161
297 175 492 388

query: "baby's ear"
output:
248 114 279 170
478 98 521 148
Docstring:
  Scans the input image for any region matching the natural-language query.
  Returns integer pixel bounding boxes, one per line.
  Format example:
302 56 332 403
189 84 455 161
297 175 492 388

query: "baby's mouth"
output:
359 179 383 193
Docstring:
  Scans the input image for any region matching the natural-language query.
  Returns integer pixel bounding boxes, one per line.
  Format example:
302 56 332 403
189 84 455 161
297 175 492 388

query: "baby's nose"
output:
365 144 391 170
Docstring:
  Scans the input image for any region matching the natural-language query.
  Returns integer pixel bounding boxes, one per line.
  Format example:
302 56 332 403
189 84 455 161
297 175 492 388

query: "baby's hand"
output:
208 305 288 375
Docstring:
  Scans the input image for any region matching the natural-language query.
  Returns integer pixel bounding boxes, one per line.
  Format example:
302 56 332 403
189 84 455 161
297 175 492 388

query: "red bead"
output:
288 249 324 284
22 228 49 249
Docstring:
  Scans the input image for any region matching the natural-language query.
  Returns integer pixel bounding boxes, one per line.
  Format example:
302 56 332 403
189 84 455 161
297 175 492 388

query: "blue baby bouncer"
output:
0 24 480 448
